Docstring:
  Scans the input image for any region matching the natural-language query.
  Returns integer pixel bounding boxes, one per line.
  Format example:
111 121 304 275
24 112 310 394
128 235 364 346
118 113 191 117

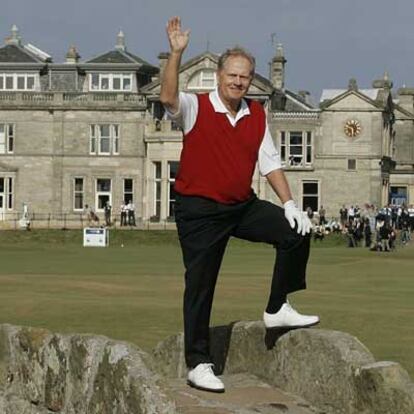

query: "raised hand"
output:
166 16 190 53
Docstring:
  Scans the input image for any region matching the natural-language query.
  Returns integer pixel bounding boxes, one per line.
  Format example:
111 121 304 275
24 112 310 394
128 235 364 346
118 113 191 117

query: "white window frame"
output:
0 73 37 91
153 161 162 219
0 124 15 154
123 178 134 204
7 177 13 210
90 124 120 156
167 161 179 218
0 192 4 220
89 73 133 92
187 70 217 90
95 178 112 212
301 180 320 212
280 131 313 167
0 176 14 213
73 177 84 211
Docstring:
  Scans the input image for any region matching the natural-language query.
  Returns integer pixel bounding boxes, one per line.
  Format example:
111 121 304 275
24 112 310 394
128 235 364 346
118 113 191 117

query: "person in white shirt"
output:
160 16 318 393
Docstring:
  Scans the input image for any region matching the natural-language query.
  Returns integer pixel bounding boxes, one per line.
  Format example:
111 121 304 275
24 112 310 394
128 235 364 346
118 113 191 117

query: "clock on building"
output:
344 119 361 137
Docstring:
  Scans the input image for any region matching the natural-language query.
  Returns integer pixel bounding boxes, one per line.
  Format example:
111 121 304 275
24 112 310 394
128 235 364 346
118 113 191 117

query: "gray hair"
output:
217 47 256 75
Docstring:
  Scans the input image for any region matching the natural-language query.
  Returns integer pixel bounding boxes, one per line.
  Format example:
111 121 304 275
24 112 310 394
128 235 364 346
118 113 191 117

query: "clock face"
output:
344 119 361 137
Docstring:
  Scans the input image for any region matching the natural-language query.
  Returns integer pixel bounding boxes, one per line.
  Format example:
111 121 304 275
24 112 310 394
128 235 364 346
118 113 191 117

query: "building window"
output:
96 179 111 212
187 70 217 90
302 181 319 212
0 177 13 215
280 131 313 167
0 73 36 91
168 161 179 219
0 124 14 154
306 132 312 164
389 186 407 205
90 73 132 92
7 177 13 209
153 162 161 219
90 124 120 155
0 179 3 219
347 159 356 171
123 178 133 204
73 178 84 211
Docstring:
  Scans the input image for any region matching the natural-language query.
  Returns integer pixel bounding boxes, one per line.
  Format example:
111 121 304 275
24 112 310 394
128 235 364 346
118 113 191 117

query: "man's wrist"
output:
170 49 184 57
283 200 296 209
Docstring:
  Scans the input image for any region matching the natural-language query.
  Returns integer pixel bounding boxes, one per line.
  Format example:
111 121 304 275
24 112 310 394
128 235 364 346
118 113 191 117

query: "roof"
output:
0 44 45 63
285 90 316 110
320 89 380 102
86 49 155 68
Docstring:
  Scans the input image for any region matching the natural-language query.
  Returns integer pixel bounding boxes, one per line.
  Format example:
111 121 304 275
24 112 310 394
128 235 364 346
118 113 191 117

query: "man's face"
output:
217 56 253 106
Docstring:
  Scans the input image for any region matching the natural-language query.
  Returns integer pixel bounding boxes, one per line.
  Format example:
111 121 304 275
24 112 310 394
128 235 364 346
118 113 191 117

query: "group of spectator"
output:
119 201 136 226
84 200 136 227
306 203 413 251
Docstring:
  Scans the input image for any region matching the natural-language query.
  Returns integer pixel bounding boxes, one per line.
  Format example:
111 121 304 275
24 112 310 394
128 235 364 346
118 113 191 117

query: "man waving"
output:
160 16 319 393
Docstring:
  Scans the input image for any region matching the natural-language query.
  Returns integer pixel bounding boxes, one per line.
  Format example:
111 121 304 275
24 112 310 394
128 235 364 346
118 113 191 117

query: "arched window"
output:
187 70 217 90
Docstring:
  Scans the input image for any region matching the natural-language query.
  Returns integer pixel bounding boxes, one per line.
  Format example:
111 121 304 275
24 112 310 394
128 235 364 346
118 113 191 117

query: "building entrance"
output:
389 186 407 205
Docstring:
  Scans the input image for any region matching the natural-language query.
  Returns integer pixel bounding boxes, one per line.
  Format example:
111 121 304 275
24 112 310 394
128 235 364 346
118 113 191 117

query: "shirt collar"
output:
209 88 250 117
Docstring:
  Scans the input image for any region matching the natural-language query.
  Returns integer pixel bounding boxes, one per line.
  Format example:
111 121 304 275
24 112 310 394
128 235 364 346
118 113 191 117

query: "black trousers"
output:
174 193 311 368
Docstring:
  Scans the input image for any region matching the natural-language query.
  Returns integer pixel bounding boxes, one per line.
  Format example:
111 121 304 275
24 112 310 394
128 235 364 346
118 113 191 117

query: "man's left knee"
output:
278 231 309 251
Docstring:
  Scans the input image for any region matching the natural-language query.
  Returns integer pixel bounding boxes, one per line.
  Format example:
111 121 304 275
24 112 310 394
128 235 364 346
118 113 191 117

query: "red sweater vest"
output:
174 94 266 204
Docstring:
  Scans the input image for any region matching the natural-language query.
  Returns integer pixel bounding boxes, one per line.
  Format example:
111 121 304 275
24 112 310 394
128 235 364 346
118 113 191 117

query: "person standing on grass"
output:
160 16 319 394
318 205 326 226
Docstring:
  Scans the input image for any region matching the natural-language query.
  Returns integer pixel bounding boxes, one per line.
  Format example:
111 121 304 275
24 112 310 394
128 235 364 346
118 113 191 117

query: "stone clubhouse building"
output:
0 25 413 228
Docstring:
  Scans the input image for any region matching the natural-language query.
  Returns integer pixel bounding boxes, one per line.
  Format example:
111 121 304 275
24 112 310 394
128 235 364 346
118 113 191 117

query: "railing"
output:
0 92 147 108
0 211 177 230
22 93 54 102
0 93 16 101
63 93 88 102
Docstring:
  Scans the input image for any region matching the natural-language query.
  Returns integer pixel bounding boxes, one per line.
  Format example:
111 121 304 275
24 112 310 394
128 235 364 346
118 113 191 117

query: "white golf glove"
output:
283 200 312 236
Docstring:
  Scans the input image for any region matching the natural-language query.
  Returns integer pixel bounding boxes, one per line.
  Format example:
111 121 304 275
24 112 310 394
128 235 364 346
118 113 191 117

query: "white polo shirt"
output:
165 89 282 176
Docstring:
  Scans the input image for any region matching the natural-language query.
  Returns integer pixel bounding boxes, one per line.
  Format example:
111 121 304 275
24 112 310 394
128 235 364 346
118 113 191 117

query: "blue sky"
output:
2 0 414 99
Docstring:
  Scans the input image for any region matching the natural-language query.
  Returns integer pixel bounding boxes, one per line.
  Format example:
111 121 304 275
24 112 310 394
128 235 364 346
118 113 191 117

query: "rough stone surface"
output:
153 321 414 414
168 373 324 414
0 324 176 414
1 321 413 414
354 361 414 413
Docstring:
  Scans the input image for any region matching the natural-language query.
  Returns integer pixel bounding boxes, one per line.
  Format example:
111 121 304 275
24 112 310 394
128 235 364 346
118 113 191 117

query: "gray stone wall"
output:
394 119 414 165
0 105 147 219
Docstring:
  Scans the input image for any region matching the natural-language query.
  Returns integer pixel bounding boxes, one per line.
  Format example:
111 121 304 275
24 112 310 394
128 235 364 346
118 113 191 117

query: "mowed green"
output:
0 230 413 379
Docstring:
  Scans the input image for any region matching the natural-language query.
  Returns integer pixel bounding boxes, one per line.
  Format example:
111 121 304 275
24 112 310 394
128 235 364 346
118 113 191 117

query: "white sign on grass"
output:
83 228 109 247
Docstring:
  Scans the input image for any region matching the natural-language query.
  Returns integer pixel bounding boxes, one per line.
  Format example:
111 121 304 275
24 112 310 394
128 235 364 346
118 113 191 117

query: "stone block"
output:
0 324 177 414
355 361 414 414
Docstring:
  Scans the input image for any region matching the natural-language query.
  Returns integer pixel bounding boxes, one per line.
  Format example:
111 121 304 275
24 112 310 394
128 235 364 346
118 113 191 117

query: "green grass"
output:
0 229 413 379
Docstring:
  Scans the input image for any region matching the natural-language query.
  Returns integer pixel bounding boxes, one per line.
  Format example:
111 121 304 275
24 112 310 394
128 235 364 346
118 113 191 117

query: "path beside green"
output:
0 230 412 379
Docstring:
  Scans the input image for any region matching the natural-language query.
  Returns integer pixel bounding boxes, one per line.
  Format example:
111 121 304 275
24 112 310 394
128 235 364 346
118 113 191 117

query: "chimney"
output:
115 30 126 52
158 52 170 80
65 45 80 64
396 87 414 111
348 78 358 91
269 43 286 89
5 24 22 46
372 71 393 89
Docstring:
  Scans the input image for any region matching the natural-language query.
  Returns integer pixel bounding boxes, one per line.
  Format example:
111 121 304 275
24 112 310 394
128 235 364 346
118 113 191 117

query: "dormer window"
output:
0 73 37 91
187 70 217 90
90 73 132 92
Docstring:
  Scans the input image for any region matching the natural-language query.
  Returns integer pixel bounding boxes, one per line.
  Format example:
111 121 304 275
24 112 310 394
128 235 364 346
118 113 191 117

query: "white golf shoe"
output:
263 302 320 329
187 363 225 393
